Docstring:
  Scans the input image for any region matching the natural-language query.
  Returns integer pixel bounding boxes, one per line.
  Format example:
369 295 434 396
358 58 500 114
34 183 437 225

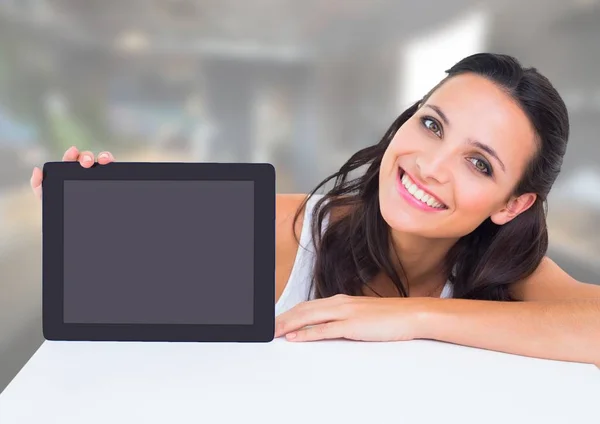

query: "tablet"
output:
41 161 275 342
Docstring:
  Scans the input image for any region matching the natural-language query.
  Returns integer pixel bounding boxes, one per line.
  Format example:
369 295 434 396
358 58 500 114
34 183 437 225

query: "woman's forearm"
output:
419 298 600 367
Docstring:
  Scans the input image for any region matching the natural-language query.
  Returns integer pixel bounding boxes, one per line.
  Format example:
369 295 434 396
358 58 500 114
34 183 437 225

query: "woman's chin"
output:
380 203 429 234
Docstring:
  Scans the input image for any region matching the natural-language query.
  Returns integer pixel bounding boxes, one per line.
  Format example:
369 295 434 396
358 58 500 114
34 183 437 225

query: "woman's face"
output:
379 73 538 239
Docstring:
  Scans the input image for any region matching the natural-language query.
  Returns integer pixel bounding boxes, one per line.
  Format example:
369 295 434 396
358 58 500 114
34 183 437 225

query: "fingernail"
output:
99 152 108 159
286 332 297 340
83 155 92 163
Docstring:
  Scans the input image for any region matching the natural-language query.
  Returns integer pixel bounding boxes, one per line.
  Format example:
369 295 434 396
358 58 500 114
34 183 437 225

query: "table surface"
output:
1 338 599 424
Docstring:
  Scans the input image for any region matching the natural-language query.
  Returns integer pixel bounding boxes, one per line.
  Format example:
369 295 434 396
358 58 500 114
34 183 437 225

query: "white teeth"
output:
400 171 445 209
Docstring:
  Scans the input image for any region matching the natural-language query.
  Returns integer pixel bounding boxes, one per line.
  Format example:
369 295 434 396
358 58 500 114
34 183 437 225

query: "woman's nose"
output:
415 151 452 185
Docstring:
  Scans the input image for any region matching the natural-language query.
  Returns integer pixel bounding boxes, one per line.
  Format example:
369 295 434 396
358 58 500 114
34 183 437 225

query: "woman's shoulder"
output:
275 194 310 302
275 192 349 241
275 193 309 245
274 194 326 265
274 193 354 302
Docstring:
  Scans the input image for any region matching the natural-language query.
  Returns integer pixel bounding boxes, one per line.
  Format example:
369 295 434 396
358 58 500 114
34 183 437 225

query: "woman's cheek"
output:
454 185 497 217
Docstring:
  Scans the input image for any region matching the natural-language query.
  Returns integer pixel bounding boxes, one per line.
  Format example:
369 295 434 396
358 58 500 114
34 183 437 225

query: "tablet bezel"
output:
42 161 275 342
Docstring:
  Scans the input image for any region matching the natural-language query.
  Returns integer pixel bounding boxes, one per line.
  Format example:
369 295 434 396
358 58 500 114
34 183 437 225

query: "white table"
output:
1 338 599 424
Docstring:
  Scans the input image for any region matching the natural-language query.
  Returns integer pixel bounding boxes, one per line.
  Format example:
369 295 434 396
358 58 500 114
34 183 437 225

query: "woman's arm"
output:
275 256 600 367
420 297 600 367
420 256 600 366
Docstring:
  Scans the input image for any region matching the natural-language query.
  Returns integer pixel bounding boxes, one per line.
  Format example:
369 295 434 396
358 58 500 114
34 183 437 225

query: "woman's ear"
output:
490 193 537 225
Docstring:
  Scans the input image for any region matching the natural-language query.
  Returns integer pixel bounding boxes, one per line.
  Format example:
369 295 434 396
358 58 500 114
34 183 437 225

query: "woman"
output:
30 53 600 366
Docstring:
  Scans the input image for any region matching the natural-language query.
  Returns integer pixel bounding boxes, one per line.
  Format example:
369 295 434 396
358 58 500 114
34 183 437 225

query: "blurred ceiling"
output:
0 0 489 59
1 0 597 62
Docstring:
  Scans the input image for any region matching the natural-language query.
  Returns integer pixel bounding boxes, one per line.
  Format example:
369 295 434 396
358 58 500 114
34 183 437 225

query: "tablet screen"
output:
62 180 254 325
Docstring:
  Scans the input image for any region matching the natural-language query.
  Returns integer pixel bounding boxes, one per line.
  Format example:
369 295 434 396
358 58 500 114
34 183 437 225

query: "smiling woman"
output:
291 54 558 302
272 53 600 366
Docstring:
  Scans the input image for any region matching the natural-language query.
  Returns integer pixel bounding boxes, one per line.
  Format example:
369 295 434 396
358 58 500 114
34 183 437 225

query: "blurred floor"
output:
0 228 43 394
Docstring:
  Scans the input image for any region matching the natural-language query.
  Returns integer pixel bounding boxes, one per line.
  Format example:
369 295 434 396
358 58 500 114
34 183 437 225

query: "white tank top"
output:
275 194 454 316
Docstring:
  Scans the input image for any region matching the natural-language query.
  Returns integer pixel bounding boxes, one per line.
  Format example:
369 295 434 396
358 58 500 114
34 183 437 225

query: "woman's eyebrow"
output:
468 139 506 172
424 104 449 126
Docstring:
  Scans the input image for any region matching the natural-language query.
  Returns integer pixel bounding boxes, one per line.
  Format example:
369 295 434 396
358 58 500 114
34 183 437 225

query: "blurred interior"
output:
1 0 600 393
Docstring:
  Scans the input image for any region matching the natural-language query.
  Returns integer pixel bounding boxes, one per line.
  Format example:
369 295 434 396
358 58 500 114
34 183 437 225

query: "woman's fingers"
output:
97 151 114 165
286 320 349 342
30 167 43 200
78 150 95 168
33 146 116 199
274 296 356 338
62 145 80 161
78 150 115 167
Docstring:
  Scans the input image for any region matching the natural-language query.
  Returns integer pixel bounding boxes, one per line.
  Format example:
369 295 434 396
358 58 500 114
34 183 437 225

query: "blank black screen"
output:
62 180 254 325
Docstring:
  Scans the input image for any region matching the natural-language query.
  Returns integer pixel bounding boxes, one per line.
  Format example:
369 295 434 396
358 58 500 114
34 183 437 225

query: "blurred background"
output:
1 0 599 393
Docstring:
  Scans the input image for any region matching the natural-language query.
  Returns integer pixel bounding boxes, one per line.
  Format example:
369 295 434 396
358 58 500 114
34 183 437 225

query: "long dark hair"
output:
293 52 569 302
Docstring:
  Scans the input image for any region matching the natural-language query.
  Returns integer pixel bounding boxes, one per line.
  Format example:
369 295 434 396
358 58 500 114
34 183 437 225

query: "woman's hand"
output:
274 294 432 342
30 146 116 199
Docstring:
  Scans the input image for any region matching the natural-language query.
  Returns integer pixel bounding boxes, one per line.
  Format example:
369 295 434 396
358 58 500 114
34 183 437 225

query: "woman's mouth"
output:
396 168 448 211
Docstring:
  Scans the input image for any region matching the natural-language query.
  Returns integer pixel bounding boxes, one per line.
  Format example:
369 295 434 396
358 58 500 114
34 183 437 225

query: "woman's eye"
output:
468 157 492 176
421 117 442 137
